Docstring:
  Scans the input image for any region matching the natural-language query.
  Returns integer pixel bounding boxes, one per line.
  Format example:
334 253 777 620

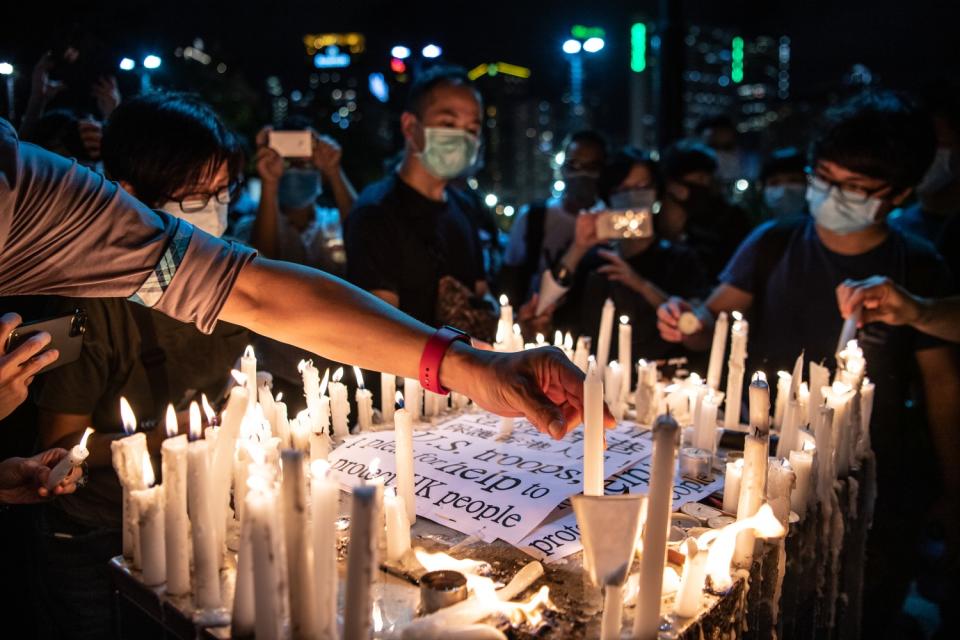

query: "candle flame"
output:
353 366 365 389
732 310 743 321
189 401 202 440
564 332 574 350
752 371 768 384
830 381 852 395
535 332 545 345
777 370 791 381
688 372 702 385
513 323 521 336
609 360 621 372
802 439 817 452
247 472 269 493
119 397 137 435
165 404 178 438
79 427 94 450
700 503 784 591
142 452 155 487
620 315 629 325
297 359 312 374
230 369 247 386
332 367 344 383
554 330 563 347
311 459 330 479
201 394 216 423
243 345 255 359
499 294 509 306
319 368 330 397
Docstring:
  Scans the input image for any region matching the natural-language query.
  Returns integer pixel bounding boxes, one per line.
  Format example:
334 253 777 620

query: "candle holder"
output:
679 447 713 481
419 570 468 614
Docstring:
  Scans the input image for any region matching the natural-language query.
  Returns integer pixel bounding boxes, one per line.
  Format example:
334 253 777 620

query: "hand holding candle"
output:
45 426 92 490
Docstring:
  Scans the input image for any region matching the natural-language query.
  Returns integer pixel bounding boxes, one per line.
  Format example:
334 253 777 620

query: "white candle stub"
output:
678 311 701 335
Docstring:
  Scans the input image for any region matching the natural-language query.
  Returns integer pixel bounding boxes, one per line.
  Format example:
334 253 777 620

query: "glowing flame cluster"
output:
696 503 785 591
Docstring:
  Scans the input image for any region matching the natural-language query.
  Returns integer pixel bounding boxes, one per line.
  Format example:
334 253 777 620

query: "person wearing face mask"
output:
658 90 960 637
696 115 760 190
30 93 251 638
500 130 608 306
656 140 753 280
759 147 808 220
346 66 491 336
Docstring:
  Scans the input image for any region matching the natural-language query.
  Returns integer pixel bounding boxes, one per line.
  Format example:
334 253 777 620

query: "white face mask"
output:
806 184 882 234
160 199 229 238
417 126 480 179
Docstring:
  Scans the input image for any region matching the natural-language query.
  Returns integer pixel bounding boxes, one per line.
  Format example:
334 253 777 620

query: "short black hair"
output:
660 139 718 181
404 65 478 117
695 114 737 136
811 90 936 191
25 109 91 162
598 147 661 202
101 92 242 207
563 129 608 159
760 147 807 182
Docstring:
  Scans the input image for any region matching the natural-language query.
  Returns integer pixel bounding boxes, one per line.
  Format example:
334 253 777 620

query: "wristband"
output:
419 326 470 395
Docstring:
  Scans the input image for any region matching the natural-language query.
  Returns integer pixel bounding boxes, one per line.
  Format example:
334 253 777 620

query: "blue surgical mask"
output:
417 127 480 179
807 184 882 234
763 184 808 218
278 168 322 208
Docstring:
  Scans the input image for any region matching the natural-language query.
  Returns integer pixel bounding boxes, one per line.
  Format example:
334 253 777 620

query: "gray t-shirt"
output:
0 119 255 333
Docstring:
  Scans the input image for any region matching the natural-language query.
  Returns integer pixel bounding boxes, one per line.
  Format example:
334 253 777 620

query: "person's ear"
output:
400 112 422 151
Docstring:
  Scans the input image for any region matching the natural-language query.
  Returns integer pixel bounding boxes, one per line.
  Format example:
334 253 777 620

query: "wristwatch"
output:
419 326 470 395
551 262 575 288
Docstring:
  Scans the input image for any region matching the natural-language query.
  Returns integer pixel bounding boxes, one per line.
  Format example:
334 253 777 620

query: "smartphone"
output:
595 208 655 241
5 309 86 374
268 131 313 158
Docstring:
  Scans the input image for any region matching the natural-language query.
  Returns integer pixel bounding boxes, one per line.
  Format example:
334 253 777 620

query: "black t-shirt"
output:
345 173 484 325
35 297 249 529
685 200 754 280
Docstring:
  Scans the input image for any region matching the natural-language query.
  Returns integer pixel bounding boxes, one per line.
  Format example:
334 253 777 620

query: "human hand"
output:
91 75 121 118
453 344 616 439
596 249 644 292
254 126 285 186
312 134 343 178
77 119 103 161
30 50 70 104
573 212 600 250
657 297 695 343
835 276 921 327
518 294 555 338
0 449 83 504
0 313 60 420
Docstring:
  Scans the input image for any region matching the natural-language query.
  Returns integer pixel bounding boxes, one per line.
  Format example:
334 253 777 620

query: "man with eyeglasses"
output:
658 90 960 636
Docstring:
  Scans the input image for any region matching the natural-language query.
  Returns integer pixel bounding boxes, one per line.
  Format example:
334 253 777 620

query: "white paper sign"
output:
327 413 654 545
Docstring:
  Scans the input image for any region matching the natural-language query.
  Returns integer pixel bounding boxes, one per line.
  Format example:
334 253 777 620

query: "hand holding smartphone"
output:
268 130 313 158
5 309 86 375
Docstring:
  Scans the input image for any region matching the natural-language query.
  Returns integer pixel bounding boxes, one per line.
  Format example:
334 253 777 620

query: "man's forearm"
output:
913 296 960 344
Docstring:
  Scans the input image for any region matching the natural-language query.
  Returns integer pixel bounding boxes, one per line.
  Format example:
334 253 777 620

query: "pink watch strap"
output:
419 326 470 395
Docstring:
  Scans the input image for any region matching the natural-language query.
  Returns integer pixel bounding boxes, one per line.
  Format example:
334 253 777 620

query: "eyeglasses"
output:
166 182 240 214
806 172 887 205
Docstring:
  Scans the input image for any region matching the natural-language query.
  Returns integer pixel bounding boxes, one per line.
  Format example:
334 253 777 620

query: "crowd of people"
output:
0 49 957 639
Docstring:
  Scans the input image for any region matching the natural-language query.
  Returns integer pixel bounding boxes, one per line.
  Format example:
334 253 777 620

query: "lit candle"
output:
774 371 791 429
381 372 396 424
131 452 165 587
604 360 624 421
596 298 615 370
788 448 814 520
257 382 277 434
766 458 796 526
384 487 412 562
311 460 339 639
240 345 257 412
46 426 93 490
823 381 855 477
160 406 190 595
635 359 658 425
674 537 709 618
330 367 351 439
394 391 416 523
247 475 284 639
273 393 291 449
291 410 311 453
618 316 632 398
187 415 221 610
694 391 721 453
403 377 422 422
859 378 875 457
723 458 744 514
309 413 332 463
111 397 147 563
498 294 514 339
583 359 605 496
724 312 749 428
512 323 525 352
633 413 680 639
281 449 319 637
798 382 810 428
734 373 770 568
343 484 379 640
706 311 729 391
299 358 323 424
573 336 591 372
354 366 373 432
808 362 830 423
563 331 575 362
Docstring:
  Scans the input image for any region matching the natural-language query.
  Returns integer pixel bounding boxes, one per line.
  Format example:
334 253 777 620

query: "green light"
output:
571 25 606 40
731 36 744 83
630 23 647 73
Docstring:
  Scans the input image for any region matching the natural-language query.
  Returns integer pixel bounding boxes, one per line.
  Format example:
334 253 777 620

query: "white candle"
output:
859 378 875 456
381 373 396 424
311 461 339 640
733 373 770 567
706 311 729 391
748 372 770 436
583 359 605 497
209 382 248 548
403 377 422 421
354 367 374 432
231 500 255 637
604 361 624 421
766 458 796 526
674 537 709 618
281 450 319 637
723 458 744 514
798 382 810 428
394 391 416 523
788 448 814 519
343 484 379 640
240 345 257 412
384 487 412 562
724 312 749 428
258 384 277 434
451 391 471 411
131 452 165 587
498 294 514 338
634 413 680 639
423 390 444 418
563 331 575 362
330 367 351 439
188 421 221 610
694 391 720 453
808 362 830 422
111 397 147 563
291 410 311 453
823 381 855 477
635 359 658 425
274 397 291 449
774 371 791 429
299 360 326 427
512 323 525 352
573 336 591 372
596 298 616 370
618 316 632 398
309 414 332 463
161 406 190 596
247 476 284 640
813 404 836 505
46 426 92 490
